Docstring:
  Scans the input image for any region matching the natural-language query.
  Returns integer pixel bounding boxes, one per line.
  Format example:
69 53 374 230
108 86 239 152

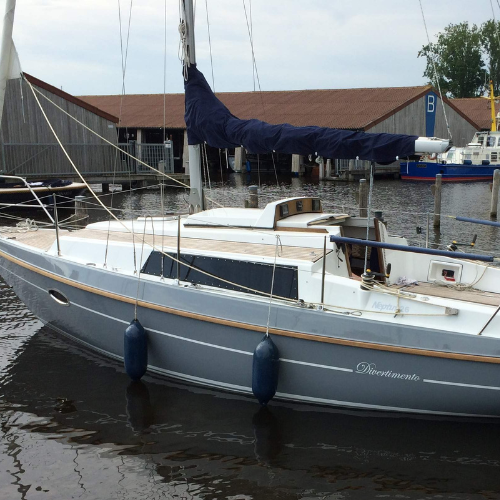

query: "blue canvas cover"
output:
184 65 418 163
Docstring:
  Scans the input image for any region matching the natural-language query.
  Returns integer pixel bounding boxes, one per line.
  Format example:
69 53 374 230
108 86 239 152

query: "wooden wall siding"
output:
0 78 121 176
367 96 478 147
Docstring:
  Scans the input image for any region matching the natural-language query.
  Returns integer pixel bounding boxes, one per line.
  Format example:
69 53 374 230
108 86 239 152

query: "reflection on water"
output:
1 317 500 499
2 176 500 498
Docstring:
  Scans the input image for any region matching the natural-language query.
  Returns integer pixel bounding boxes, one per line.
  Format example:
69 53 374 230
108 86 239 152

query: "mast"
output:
180 0 204 213
0 0 20 127
490 80 497 132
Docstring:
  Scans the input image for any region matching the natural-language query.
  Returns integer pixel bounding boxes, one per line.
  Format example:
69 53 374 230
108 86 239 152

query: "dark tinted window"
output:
141 252 298 299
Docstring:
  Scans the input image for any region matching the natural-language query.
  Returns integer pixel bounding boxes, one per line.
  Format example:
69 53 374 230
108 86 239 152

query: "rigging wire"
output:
265 235 280 337
363 162 375 274
249 0 255 92
242 0 267 120
204 0 216 92
418 0 452 140
106 0 135 269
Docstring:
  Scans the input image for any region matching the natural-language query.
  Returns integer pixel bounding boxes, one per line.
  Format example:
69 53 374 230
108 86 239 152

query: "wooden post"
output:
234 147 246 173
359 178 368 217
248 185 259 208
348 159 356 182
291 154 301 177
325 159 332 178
433 173 442 227
491 169 500 217
318 157 325 180
74 195 88 228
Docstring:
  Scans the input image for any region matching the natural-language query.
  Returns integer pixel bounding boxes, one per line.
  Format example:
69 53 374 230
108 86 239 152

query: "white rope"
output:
134 216 149 319
418 0 453 140
0 218 38 233
178 18 189 81
265 235 280 336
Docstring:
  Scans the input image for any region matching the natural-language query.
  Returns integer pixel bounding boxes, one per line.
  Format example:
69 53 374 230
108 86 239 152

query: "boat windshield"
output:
487 136 497 147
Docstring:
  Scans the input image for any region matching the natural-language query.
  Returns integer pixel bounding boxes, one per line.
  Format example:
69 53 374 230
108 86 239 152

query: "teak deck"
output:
398 281 500 306
0 227 328 262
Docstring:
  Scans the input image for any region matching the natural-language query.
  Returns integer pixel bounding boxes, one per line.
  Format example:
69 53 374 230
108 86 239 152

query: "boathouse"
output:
81 84 480 179
0 75 123 183
452 98 492 131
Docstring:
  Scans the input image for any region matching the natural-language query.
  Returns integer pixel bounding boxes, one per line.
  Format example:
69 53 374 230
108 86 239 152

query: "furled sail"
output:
184 65 418 163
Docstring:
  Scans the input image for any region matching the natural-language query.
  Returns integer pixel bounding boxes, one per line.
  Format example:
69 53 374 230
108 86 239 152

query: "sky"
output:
3 0 499 96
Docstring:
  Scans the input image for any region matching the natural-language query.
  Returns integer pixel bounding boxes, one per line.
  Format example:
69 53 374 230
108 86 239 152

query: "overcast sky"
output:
4 0 499 96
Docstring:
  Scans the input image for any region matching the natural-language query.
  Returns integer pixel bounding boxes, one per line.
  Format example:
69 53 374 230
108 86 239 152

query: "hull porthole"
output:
48 289 70 306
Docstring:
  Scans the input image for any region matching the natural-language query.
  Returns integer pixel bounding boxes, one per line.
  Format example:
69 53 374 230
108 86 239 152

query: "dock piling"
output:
491 169 500 218
248 185 259 208
433 174 442 227
74 195 88 228
359 179 368 217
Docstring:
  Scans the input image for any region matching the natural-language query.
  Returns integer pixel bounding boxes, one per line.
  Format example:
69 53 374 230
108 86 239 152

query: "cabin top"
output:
183 197 347 229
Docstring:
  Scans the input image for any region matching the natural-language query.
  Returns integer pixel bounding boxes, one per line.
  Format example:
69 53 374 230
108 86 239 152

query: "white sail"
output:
0 0 21 127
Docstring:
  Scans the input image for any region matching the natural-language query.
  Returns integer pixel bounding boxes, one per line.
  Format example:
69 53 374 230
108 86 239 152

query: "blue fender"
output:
252 335 280 405
124 319 148 381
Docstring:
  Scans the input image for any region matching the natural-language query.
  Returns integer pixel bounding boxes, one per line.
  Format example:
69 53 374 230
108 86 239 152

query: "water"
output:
1 176 500 499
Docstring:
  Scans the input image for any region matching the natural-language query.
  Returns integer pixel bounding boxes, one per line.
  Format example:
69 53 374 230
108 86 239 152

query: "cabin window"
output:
279 204 289 218
478 136 485 145
141 251 299 299
492 152 498 162
487 136 496 147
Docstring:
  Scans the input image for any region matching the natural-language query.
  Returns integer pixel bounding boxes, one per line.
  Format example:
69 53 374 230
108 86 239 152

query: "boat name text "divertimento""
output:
355 362 420 381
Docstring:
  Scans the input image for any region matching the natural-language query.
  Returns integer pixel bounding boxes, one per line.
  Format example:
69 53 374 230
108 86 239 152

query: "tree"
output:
418 22 486 98
480 20 500 96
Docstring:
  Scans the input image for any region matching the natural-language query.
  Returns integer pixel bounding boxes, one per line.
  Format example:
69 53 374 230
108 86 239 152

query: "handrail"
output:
329 235 499 263
452 216 500 228
0 175 55 223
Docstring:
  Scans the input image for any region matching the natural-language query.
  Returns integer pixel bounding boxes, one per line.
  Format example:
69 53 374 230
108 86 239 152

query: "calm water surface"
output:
1 175 500 499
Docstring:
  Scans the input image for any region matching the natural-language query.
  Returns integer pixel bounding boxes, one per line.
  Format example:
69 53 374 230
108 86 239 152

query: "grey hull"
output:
2 240 500 417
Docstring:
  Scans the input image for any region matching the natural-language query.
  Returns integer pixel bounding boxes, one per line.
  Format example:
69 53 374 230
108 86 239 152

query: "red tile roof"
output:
80 85 458 131
451 97 492 130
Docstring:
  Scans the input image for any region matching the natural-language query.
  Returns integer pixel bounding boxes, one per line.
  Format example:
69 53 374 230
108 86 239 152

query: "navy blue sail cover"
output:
184 65 418 162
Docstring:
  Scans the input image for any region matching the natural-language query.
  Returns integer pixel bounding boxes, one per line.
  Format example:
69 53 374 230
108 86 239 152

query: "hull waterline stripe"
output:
423 378 500 391
2 247 500 364
281 358 353 372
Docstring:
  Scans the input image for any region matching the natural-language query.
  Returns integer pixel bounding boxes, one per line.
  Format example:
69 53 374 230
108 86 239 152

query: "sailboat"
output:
3 0 500 418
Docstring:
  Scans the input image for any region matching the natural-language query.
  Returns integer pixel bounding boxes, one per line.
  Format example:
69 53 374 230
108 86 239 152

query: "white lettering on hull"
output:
356 361 420 381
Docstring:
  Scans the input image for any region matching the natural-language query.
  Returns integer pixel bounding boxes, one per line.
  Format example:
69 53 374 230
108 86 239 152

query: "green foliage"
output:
418 22 485 98
480 20 500 96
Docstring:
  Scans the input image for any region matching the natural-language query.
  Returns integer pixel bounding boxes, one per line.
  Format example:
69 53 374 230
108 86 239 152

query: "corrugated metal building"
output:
0 74 119 179
80 85 480 176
